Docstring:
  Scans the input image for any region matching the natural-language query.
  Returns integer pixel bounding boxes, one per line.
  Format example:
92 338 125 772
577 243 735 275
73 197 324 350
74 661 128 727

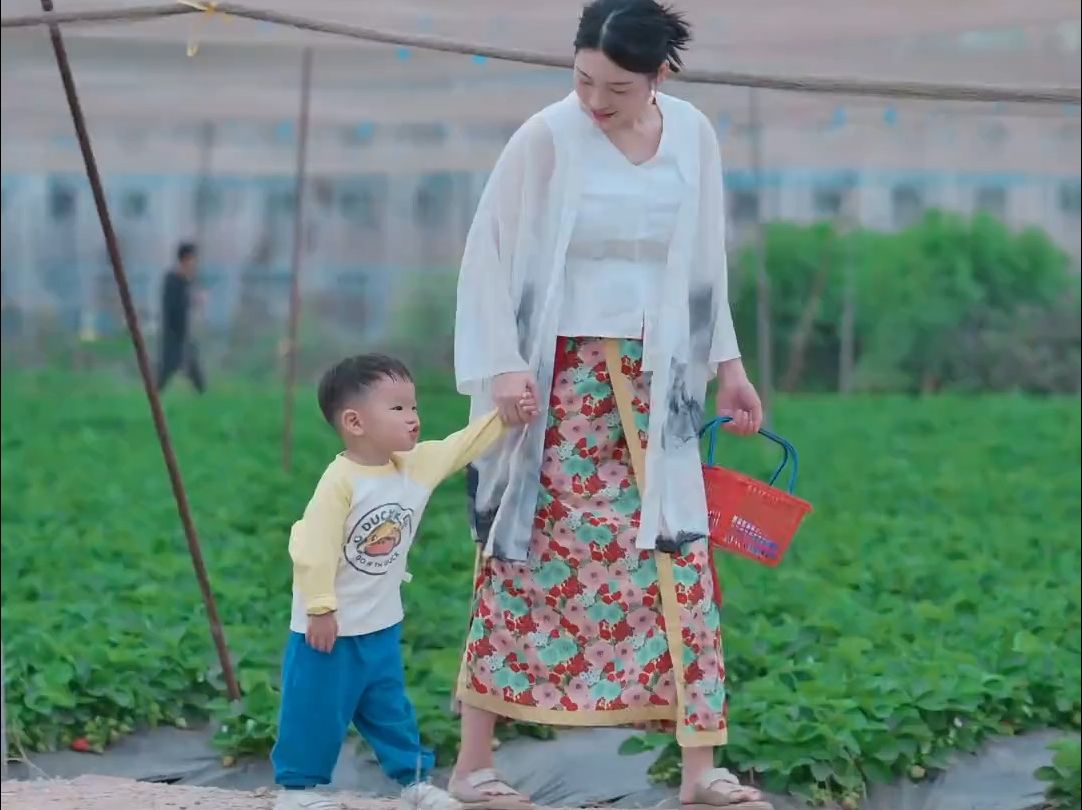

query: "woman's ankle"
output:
679 745 715 800
451 754 495 781
454 704 500 780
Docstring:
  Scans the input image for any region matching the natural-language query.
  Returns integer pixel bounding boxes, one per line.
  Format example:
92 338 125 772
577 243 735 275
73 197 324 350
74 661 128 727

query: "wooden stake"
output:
41 0 240 701
748 88 773 424
282 47 314 472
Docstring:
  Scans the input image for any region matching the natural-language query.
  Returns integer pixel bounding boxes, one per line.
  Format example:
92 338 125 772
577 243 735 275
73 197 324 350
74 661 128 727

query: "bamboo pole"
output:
282 47 314 472
41 0 240 701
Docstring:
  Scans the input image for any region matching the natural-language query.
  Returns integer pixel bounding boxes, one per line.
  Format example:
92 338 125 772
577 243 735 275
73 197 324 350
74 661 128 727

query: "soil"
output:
1 776 404 810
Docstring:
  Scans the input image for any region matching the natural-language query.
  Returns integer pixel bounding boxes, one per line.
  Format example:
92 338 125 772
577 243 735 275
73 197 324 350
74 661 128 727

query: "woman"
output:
450 1 768 807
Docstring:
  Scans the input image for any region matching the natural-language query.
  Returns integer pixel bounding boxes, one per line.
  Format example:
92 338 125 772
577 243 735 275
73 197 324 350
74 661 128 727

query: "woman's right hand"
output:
492 371 541 426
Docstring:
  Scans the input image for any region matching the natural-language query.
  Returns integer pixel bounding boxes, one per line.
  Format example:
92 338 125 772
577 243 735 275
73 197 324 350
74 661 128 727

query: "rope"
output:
2 2 1079 105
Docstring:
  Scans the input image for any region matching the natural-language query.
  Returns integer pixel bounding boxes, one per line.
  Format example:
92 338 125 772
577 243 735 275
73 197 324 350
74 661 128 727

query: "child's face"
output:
341 376 420 455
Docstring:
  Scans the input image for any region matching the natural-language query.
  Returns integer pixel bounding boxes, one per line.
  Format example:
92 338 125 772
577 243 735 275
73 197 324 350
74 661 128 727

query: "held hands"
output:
306 612 338 653
492 371 542 426
715 361 763 436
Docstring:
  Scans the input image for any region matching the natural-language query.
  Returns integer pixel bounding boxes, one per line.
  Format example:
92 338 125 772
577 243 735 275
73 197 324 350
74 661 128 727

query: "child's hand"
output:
306 612 338 653
517 388 541 420
493 371 539 425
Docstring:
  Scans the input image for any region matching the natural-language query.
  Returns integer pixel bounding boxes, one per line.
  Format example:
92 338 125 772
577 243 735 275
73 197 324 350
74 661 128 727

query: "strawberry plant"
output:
1036 737 1081 809
2 372 1079 803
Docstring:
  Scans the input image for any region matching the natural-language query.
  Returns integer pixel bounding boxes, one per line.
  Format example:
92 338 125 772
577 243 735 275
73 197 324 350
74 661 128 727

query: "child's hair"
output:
574 0 691 74
317 354 413 426
177 242 198 262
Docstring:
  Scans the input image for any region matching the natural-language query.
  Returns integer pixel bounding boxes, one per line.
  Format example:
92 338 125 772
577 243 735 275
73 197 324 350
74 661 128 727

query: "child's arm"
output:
288 461 352 619
406 409 509 487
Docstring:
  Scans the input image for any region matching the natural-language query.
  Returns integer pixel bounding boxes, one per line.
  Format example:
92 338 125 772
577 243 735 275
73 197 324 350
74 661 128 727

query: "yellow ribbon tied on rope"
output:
177 0 230 58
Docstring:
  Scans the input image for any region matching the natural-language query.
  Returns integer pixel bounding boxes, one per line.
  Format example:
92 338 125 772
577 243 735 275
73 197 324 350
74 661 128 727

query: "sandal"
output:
682 768 773 810
448 768 534 810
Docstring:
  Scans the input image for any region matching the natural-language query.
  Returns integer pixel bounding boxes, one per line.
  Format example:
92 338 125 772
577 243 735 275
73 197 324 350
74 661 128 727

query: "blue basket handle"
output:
699 416 800 494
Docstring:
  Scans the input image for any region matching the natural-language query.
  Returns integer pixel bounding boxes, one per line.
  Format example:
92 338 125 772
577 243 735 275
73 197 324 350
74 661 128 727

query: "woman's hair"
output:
573 0 692 75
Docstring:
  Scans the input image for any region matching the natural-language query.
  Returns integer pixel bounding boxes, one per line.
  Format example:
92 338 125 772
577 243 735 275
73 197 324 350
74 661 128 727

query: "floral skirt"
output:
457 337 728 744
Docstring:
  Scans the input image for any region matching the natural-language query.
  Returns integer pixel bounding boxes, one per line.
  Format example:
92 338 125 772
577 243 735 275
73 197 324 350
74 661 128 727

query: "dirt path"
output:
1 776 403 810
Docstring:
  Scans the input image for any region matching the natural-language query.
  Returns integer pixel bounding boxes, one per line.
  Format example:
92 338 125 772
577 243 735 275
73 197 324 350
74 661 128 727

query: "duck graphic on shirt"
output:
344 502 414 576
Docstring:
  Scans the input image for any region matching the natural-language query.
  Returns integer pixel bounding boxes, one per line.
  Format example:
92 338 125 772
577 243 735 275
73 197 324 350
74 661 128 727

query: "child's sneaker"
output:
401 782 463 810
274 790 343 810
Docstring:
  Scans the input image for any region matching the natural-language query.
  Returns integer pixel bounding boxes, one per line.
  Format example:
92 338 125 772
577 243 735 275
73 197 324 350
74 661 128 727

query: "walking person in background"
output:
157 241 207 394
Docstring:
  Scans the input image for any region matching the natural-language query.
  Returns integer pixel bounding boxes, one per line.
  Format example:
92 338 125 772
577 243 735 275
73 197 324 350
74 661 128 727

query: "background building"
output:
1 0 1079 366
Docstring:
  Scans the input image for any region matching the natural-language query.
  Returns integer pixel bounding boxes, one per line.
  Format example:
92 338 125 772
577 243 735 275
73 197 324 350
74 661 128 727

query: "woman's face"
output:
573 49 656 132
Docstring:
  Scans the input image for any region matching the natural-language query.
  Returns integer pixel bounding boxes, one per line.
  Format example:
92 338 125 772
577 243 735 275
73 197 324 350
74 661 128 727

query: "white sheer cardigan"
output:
455 91 740 562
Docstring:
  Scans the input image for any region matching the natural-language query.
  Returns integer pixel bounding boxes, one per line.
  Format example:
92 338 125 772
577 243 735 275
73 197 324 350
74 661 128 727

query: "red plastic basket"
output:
701 417 812 568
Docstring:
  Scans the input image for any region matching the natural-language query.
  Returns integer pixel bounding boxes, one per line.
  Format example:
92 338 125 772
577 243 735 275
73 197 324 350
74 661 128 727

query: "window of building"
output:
122 190 148 219
344 122 377 147
974 185 1007 219
48 179 75 220
414 173 453 228
1059 181 1081 218
195 185 225 218
728 189 759 226
392 123 447 146
891 184 923 229
339 183 382 230
813 187 845 220
268 188 295 215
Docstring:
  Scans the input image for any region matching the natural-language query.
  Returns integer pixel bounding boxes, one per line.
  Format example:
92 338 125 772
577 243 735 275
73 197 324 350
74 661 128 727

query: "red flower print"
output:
584 473 605 495
516 615 537 634
568 652 588 677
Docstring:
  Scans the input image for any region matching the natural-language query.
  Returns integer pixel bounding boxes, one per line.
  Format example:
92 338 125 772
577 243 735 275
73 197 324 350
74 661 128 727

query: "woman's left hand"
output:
715 361 763 436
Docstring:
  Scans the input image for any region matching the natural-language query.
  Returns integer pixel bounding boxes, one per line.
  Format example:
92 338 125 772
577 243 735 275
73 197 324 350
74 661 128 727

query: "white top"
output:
455 93 741 563
288 412 503 637
557 124 685 338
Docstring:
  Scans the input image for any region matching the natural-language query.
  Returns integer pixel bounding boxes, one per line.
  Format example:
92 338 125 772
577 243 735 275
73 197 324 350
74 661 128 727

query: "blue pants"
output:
271 623 434 788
